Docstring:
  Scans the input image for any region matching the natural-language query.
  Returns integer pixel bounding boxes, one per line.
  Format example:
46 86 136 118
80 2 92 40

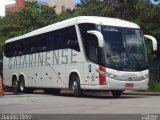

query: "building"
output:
5 0 25 15
49 0 75 14
5 0 75 15
37 0 76 14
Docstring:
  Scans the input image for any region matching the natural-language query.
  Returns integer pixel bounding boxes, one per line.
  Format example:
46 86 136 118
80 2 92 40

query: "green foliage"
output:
149 80 160 92
0 1 57 51
0 0 160 60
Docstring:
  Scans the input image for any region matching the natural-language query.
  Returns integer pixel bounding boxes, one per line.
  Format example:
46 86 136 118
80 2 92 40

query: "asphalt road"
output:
0 92 160 120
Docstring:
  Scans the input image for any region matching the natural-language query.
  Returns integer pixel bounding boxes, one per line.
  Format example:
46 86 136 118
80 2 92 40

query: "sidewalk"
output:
124 90 160 96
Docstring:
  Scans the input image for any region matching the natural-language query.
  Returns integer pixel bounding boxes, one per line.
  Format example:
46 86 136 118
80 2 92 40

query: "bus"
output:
3 16 157 97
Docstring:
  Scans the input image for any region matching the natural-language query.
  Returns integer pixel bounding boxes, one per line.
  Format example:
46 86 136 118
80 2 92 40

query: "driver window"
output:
88 35 98 63
79 23 99 64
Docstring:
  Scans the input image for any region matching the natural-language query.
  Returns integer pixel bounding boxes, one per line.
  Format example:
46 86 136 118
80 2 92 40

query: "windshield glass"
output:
100 26 148 71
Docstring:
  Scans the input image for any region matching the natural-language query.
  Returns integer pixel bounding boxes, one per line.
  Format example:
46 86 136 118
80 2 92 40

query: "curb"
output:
3 91 160 96
123 91 160 96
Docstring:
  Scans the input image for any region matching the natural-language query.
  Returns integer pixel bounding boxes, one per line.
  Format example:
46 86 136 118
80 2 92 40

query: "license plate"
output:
125 83 134 88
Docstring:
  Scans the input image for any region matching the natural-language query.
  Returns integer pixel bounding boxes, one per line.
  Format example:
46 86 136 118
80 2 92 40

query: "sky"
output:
151 0 160 4
0 0 15 17
0 0 81 17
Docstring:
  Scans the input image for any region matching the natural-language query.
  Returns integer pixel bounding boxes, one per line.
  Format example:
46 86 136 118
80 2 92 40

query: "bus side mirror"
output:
87 30 104 48
144 35 157 51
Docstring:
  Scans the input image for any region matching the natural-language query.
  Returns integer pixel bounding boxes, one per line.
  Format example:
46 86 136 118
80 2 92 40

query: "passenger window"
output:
4 26 80 58
47 26 80 52
48 32 58 51
48 30 63 50
64 26 80 51
13 42 22 56
29 38 37 54
38 34 48 52
17 41 25 56
4 42 14 57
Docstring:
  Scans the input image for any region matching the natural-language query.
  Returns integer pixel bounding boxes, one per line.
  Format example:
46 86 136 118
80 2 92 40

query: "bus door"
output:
84 63 99 87
84 38 100 87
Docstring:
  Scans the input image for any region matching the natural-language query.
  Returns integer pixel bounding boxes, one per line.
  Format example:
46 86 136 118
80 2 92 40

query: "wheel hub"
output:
72 81 77 90
20 84 24 91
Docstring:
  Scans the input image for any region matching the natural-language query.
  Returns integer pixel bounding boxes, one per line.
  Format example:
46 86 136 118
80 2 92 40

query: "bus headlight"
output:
98 71 115 78
142 74 149 79
96 68 116 78
106 72 116 78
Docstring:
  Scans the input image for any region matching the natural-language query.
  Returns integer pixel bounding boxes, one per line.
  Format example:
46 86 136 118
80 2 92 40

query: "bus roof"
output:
5 16 140 43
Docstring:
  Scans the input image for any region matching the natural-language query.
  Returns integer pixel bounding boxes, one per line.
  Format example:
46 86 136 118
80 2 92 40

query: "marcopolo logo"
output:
150 0 160 4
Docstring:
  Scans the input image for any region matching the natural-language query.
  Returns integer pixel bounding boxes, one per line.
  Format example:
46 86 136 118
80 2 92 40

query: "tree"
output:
0 1 57 47
0 1 58 56
0 0 160 59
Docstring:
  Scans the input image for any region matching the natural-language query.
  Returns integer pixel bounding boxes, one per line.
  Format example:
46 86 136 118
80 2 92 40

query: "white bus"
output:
3 16 157 97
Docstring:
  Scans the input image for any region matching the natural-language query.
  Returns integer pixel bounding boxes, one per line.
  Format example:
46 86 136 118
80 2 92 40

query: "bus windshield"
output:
100 26 148 71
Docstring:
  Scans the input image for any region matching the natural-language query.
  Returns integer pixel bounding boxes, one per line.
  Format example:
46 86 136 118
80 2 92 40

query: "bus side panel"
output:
42 64 67 88
83 62 100 89
41 50 67 88
66 50 85 89
3 56 15 87
66 63 84 88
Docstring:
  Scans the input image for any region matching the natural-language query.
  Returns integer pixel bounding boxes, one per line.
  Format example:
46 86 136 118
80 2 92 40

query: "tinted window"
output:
64 26 80 51
48 31 59 51
4 26 80 58
27 34 48 54
78 23 98 63
4 42 13 57
48 26 80 51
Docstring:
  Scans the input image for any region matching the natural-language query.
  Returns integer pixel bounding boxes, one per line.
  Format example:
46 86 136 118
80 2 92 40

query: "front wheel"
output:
111 90 123 98
72 75 83 97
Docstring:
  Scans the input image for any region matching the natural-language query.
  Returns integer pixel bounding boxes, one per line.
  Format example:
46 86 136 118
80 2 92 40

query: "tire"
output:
19 77 32 94
12 78 19 95
111 90 123 98
19 77 26 93
72 75 82 97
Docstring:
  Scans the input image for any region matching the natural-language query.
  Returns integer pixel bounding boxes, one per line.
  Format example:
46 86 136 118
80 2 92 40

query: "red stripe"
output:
99 66 106 85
